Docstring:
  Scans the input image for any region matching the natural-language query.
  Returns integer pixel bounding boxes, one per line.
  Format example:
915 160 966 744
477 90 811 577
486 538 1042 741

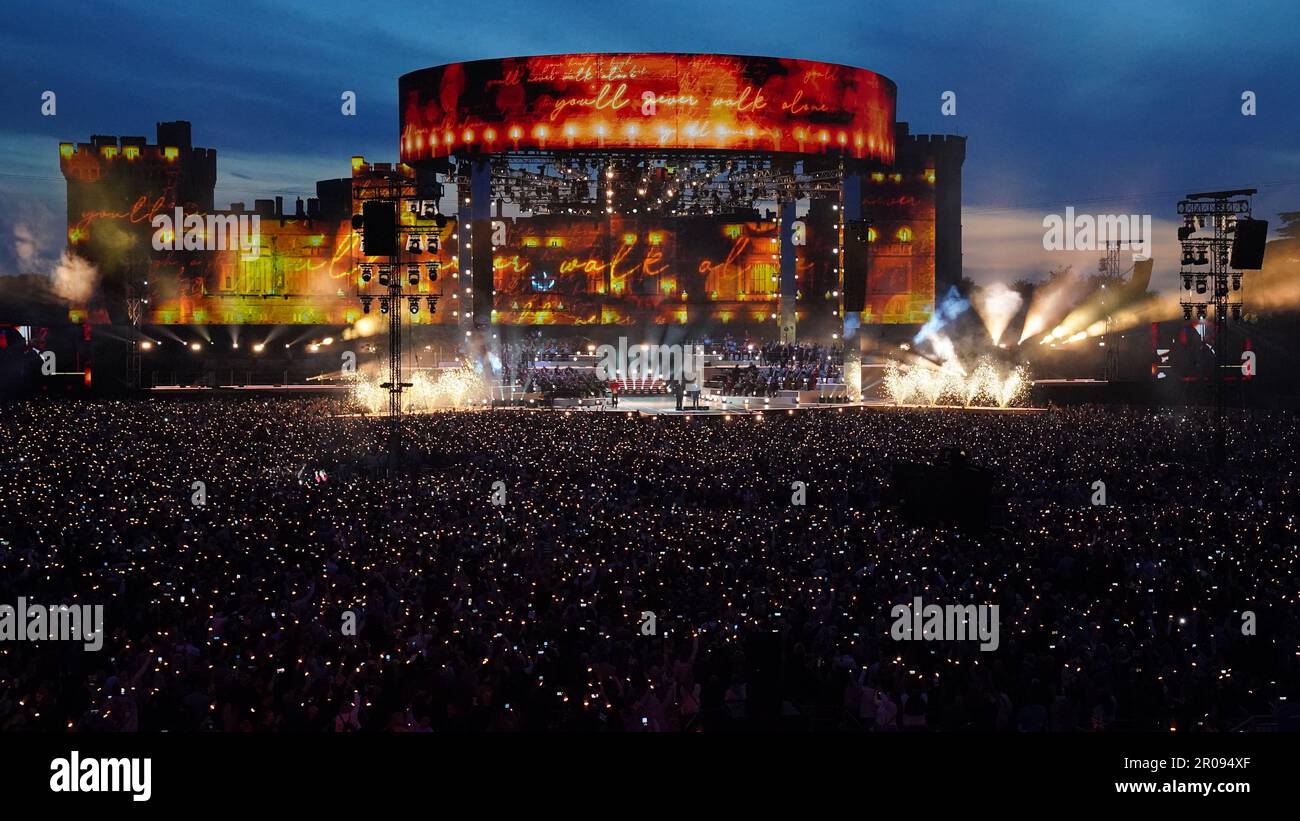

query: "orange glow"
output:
400 54 895 161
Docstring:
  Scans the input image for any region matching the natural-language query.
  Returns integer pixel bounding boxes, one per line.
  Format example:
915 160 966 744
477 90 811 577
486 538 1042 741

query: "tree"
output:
1276 211 1300 239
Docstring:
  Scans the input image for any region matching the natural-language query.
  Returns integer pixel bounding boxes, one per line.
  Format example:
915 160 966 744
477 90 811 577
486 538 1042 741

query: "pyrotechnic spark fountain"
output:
883 357 1030 408
350 366 491 413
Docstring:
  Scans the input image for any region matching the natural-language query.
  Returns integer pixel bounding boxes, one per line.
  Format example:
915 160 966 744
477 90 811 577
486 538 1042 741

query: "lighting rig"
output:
1176 188 1257 465
486 152 846 217
352 164 448 467
1095 241 1133 380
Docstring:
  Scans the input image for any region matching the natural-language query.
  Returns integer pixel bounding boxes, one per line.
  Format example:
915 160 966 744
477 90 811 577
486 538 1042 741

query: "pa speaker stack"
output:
1230 218 1268 270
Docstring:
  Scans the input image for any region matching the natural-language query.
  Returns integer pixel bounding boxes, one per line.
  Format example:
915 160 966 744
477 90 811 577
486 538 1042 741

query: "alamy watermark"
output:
152 207 260 260
50 751 151 802
594 337 704 387
1043 207 1151 258
0 597 104 651
890 597 999 651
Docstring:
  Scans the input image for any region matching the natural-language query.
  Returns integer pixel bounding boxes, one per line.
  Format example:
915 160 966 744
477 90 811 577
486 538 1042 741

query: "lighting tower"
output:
351 162 446 469
1176 188 1256 465
1097 241 1124 381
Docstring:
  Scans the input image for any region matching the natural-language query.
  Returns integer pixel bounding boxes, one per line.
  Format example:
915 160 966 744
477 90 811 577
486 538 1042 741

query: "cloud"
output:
0 192 62 276
963 208 1182 293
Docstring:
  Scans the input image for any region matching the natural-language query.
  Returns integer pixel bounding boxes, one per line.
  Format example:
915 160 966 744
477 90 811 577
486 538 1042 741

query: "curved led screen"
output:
400 53 896 161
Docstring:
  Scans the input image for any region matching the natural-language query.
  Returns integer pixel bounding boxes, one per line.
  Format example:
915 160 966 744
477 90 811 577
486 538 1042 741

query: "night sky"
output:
2 0 1297 291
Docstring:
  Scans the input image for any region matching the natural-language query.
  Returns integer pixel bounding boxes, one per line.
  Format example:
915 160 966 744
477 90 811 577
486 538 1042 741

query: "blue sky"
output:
2 0 1298 289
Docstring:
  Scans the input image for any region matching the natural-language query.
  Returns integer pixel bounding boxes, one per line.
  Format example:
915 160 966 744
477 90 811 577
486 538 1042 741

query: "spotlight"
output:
407 264 420 286
140 340 153 351
360 264 373 283
1181 250 1196 266
1195 248 1209 266
1196 276 1207 294
1182 274 1193 290
1182 305 1193 321
378 266 391 287
1197 305 1207 320
408 297 420 315
426 234 439 252
1232 274 1241 291
361 296 373 313
407 234 423 253
425 262 439 281
425 296 439 313
1231 305 1242 321
379 298 389 314
190 342 202 351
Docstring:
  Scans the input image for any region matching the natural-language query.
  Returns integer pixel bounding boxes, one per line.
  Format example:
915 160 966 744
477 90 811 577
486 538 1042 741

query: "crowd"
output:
0 399 1295 732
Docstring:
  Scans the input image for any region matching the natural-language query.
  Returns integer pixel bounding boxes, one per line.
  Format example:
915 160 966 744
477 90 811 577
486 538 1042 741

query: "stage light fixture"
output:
1232 305 1242 320
407 234 423 253
378 266 391 287
1196 276 1207 294
360 264 373 282
1181 250 1195 266
379 298 389 314
408 297 420 315
425 296 439 312
1232 274 1241 291
1195 248 1209 266
1182 274 1193 290
361 296 373 313
1183 305 1193 320
407 264 420 286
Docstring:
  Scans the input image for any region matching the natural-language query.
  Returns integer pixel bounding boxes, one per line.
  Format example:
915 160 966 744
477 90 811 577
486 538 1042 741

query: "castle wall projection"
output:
861 167 936 324
59 50 955 329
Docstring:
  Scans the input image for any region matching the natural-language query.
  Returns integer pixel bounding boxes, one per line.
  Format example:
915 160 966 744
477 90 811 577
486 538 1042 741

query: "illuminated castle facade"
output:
59 55 964 338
